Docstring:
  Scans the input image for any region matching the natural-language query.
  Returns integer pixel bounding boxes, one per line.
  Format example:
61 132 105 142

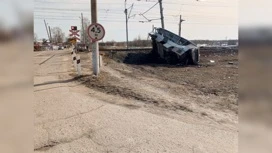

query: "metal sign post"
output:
87 23 105 75
90 0 99 76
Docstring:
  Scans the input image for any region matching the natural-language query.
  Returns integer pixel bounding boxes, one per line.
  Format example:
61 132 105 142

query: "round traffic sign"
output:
87 23 105 41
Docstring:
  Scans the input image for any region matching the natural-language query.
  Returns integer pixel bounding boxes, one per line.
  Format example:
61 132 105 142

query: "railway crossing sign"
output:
87 23 105 42
69 30 80 37
69 26 80 45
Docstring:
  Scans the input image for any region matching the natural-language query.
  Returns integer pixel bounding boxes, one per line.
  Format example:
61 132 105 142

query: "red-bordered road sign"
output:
87 23 105 42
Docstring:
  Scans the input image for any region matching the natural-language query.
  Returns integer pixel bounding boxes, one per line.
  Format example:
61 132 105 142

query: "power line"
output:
34 7 94 12
137 1 161 24
34 1 238 29
34 11 236 19
34 15 238 23
140 2 159 15
34 17 237 25
34 0 237 7
34 12 237 22
34 7 236 16
162 2 236 7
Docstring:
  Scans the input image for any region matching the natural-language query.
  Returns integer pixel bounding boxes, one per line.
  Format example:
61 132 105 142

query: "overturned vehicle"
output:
149 28 200 65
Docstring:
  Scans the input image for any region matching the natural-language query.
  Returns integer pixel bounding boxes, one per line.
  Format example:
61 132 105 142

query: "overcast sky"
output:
33 0 238 41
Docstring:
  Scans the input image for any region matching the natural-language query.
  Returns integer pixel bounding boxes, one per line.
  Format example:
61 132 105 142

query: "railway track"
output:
99 46 238 52
100 48 152 52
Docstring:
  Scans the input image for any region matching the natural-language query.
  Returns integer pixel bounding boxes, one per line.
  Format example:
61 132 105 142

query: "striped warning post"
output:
70 47 81 76
76 55 81 76
72 49 77 71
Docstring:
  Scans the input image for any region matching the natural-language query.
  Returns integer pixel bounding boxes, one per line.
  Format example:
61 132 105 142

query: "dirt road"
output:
34 49 238 153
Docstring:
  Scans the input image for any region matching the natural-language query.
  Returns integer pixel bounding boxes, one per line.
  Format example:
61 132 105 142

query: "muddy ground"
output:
75 49 238 130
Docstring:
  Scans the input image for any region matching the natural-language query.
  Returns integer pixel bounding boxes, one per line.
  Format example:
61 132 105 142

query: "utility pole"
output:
91 0 99 75
125 8 128 50
44 20 50 41
48 26 52 43
178 15 185 36
81 13 85 44
159 0 164 29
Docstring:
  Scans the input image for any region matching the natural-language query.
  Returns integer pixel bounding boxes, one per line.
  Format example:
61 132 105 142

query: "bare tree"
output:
51 27 65 43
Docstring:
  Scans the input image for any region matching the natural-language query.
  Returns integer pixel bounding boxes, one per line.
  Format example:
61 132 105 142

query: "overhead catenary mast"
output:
159 0 165 29
178 15 185 36
124 1 134 50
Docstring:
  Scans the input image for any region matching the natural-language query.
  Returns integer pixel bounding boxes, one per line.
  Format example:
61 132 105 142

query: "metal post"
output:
91 0 100 75
159 0 164 29
44 20 50 41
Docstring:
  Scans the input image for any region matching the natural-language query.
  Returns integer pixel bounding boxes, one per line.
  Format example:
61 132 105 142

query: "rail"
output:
97 47 238 54
99 48 152 52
